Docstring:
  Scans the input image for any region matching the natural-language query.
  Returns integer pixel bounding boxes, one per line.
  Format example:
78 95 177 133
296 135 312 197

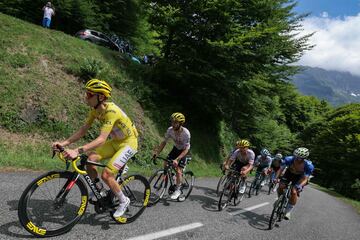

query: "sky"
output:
293 0 360 76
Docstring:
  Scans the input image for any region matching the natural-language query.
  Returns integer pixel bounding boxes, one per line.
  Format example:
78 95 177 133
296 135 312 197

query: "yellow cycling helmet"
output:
85 79 112 98
238 139 250 147
171 112 185 124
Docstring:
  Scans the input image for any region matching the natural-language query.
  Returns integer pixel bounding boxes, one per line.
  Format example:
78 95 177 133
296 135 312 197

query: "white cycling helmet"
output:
260 148 271 157
293 147 309 159
274 153 283 160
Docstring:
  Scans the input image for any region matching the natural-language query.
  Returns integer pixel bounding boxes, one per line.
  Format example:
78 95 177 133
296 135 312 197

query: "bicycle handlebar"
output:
52 145 87 175
152 156 175 167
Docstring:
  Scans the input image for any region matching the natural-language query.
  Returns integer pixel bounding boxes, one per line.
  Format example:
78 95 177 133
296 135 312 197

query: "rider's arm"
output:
60 123 91 146
242 163 253 174
175 147 189 161
154 140 167 156
77 130 110 153
297 175 309 187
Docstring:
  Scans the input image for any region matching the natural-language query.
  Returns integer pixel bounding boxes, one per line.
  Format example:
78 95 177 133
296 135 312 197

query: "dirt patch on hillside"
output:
0 127 48 147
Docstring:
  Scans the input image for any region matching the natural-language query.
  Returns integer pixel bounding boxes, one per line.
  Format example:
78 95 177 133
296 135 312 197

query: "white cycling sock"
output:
116 190 127 203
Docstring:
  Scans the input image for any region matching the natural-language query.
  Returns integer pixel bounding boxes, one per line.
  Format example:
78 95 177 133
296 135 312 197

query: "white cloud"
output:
297 14 360 76
320 11 329 18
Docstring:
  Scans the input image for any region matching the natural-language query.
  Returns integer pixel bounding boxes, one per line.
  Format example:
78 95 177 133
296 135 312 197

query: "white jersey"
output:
229 149 255 165
43 7 54 19
255 155 272 168
164 126 191 150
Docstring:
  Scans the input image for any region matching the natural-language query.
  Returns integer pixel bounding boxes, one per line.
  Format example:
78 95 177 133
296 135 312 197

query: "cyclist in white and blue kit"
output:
275 147 314 220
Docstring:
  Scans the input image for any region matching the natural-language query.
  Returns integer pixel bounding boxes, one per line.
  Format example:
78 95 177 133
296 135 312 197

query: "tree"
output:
145 0 313 148
302 103 360 199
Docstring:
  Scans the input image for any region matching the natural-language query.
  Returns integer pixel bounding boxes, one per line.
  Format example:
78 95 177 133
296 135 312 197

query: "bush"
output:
79 58 106 81
351 179 360 200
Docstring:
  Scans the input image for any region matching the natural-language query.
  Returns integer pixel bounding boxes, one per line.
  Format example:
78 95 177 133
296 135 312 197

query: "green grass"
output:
0 13 227 176
311 183 360 214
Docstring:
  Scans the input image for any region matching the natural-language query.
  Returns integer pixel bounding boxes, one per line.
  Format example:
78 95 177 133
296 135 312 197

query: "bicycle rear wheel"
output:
111 174 150 224
147 170 168 206
181 171 195 200
18 171 88 237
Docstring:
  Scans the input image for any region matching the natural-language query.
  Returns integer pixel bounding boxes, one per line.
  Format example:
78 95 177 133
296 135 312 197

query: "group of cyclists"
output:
52 78 314 222
222 139 314 220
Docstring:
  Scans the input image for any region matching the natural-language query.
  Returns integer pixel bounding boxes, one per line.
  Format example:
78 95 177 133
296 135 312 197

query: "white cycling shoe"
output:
113 197 130 218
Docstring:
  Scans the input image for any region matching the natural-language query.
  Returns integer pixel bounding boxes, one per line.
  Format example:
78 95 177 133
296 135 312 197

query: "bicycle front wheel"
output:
18 171 88 237
216 175 226 196
111 174 150 224
268 196 284 230
148 170 168 206
218 181 233 211
181 171 195 200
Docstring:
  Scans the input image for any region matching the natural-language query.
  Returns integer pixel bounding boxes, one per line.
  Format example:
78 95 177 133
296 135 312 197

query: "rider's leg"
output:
87 152 100 180
175 166 182 186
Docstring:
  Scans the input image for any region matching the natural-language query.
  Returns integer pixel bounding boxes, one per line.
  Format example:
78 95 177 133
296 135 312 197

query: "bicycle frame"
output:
56 152 129 210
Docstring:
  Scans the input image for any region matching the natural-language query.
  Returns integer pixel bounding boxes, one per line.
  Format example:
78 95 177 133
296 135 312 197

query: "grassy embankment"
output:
0 13 227 177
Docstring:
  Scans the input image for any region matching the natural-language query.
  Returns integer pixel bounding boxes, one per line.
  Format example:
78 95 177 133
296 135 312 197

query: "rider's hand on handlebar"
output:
63 149 79 160
172 159 178 168
51 142 64 151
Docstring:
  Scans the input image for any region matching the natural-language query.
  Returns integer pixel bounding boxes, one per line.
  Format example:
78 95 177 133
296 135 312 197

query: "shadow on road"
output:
232 210 272 231
0 200 35 238
189 185 219 212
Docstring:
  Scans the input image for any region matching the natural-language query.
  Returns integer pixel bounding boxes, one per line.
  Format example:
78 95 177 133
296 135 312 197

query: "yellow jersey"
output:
85 102 138 140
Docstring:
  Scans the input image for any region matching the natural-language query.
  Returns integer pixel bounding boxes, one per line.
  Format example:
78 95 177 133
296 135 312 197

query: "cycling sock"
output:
116 190 127 203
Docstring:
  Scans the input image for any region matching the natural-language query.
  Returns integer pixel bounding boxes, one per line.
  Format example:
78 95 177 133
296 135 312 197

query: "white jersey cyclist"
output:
164 126 191 150
229 148 255 165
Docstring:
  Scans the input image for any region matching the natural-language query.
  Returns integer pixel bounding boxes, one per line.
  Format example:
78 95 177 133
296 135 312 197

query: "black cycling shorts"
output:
167 146 191 168
231 161 247 172
280 170 302 185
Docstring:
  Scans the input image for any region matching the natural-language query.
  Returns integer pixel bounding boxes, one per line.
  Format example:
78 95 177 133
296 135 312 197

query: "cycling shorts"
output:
231 161 247 172
280 170 302 185
167 146 191 168
94 137 138 174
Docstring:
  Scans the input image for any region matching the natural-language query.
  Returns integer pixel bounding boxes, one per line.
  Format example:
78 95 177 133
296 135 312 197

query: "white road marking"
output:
125 222 204 240
229 202 270 215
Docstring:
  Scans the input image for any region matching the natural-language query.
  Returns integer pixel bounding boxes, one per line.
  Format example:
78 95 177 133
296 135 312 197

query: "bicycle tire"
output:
218 181 233 211
268 198 282 230
234 179 245 206
147 170 168 206
18 171 88 237
181 171 195 200
248 180 256 198
216 175 226 196
111 174 150 224
268 182 274 195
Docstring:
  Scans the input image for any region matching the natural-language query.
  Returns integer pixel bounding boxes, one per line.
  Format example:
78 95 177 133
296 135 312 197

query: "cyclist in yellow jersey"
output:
52 79 138 218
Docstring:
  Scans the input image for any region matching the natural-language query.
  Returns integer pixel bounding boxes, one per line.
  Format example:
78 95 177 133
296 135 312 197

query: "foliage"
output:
79 57 106 81
302 103 360 199
145 0 314 152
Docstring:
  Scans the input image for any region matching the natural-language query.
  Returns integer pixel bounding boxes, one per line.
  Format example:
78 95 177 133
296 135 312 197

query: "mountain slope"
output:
292 66 360 106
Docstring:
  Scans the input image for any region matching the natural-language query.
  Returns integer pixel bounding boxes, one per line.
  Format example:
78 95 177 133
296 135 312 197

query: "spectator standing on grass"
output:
42 2 55 28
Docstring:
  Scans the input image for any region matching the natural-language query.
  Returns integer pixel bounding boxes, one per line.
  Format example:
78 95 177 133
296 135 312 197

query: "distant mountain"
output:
291 66 360 106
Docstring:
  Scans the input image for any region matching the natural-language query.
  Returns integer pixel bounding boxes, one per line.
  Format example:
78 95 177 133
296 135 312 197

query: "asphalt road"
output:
0 171 359 240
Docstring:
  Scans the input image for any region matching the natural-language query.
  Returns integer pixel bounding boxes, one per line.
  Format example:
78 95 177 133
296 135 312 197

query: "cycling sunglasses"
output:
86 92 97 98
